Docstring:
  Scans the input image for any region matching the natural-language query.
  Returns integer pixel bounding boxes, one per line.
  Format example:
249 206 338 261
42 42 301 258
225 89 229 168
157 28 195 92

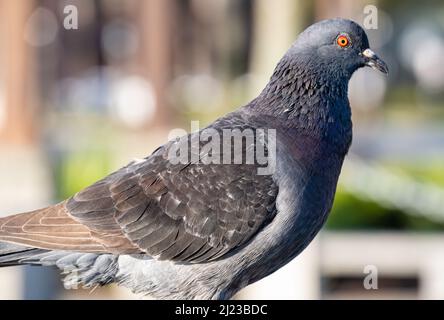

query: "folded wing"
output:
0 114 279 263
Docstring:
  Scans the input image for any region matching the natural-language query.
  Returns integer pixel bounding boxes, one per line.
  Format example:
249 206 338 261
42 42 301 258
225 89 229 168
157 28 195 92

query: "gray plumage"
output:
0 19 387 299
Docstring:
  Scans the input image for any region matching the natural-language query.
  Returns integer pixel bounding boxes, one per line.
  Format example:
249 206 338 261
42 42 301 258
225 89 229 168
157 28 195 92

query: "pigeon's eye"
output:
336 35 350 48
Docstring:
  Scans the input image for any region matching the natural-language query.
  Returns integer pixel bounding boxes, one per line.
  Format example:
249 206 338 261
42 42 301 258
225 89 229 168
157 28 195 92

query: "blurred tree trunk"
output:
249 0 310 94
138 0 174 128
0 1 58 301
0 0 36 145
314 0 374 20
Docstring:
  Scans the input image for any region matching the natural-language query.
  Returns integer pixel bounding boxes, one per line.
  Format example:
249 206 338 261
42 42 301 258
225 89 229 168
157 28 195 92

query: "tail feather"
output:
0 241 119 288
0 242 47 267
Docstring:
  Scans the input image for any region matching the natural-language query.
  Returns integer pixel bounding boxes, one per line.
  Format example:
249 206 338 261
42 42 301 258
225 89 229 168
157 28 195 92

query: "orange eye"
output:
337 35 349 47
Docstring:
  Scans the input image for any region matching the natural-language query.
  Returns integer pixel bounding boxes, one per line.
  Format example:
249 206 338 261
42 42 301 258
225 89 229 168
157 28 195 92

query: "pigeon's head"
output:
289 18 388 79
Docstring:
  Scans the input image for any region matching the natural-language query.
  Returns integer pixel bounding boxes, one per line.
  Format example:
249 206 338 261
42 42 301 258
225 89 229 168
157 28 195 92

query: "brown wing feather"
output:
0 202 138 253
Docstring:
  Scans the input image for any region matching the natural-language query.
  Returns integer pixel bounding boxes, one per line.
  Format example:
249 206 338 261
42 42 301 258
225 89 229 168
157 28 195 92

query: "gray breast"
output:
220 138 344 288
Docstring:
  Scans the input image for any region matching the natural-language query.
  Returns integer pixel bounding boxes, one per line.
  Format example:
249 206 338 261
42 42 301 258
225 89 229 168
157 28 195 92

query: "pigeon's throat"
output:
248 65 352 155
257 70 349 123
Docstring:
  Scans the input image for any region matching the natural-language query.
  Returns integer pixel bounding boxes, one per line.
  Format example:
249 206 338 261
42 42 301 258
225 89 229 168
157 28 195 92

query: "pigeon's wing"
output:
0 202 137 253
0 114 279 263
68 115 278 262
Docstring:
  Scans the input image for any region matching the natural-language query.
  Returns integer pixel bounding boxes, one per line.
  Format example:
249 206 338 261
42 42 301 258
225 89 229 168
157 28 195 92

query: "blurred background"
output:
0 0 443 299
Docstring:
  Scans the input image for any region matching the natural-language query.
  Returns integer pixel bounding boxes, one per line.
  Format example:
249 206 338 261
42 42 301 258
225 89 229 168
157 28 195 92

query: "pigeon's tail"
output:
0 242 47 267
0 242 119 288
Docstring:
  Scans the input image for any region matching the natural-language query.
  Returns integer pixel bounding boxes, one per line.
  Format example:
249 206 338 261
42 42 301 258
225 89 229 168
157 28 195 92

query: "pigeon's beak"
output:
361 49 389 75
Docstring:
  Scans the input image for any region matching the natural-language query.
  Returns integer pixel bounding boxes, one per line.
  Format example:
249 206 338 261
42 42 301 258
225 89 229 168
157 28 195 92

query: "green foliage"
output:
386 160 444 186
54 149 111 200
327 187 444 231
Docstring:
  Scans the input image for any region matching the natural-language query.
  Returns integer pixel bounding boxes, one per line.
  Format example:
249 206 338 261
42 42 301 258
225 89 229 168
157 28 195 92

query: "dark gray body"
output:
0 102 349 299
116 123 346 299
0 101 348 299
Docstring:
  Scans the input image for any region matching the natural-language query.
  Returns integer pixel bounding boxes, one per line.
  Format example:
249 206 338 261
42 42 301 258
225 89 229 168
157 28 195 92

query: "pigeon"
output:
0 18 387 299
